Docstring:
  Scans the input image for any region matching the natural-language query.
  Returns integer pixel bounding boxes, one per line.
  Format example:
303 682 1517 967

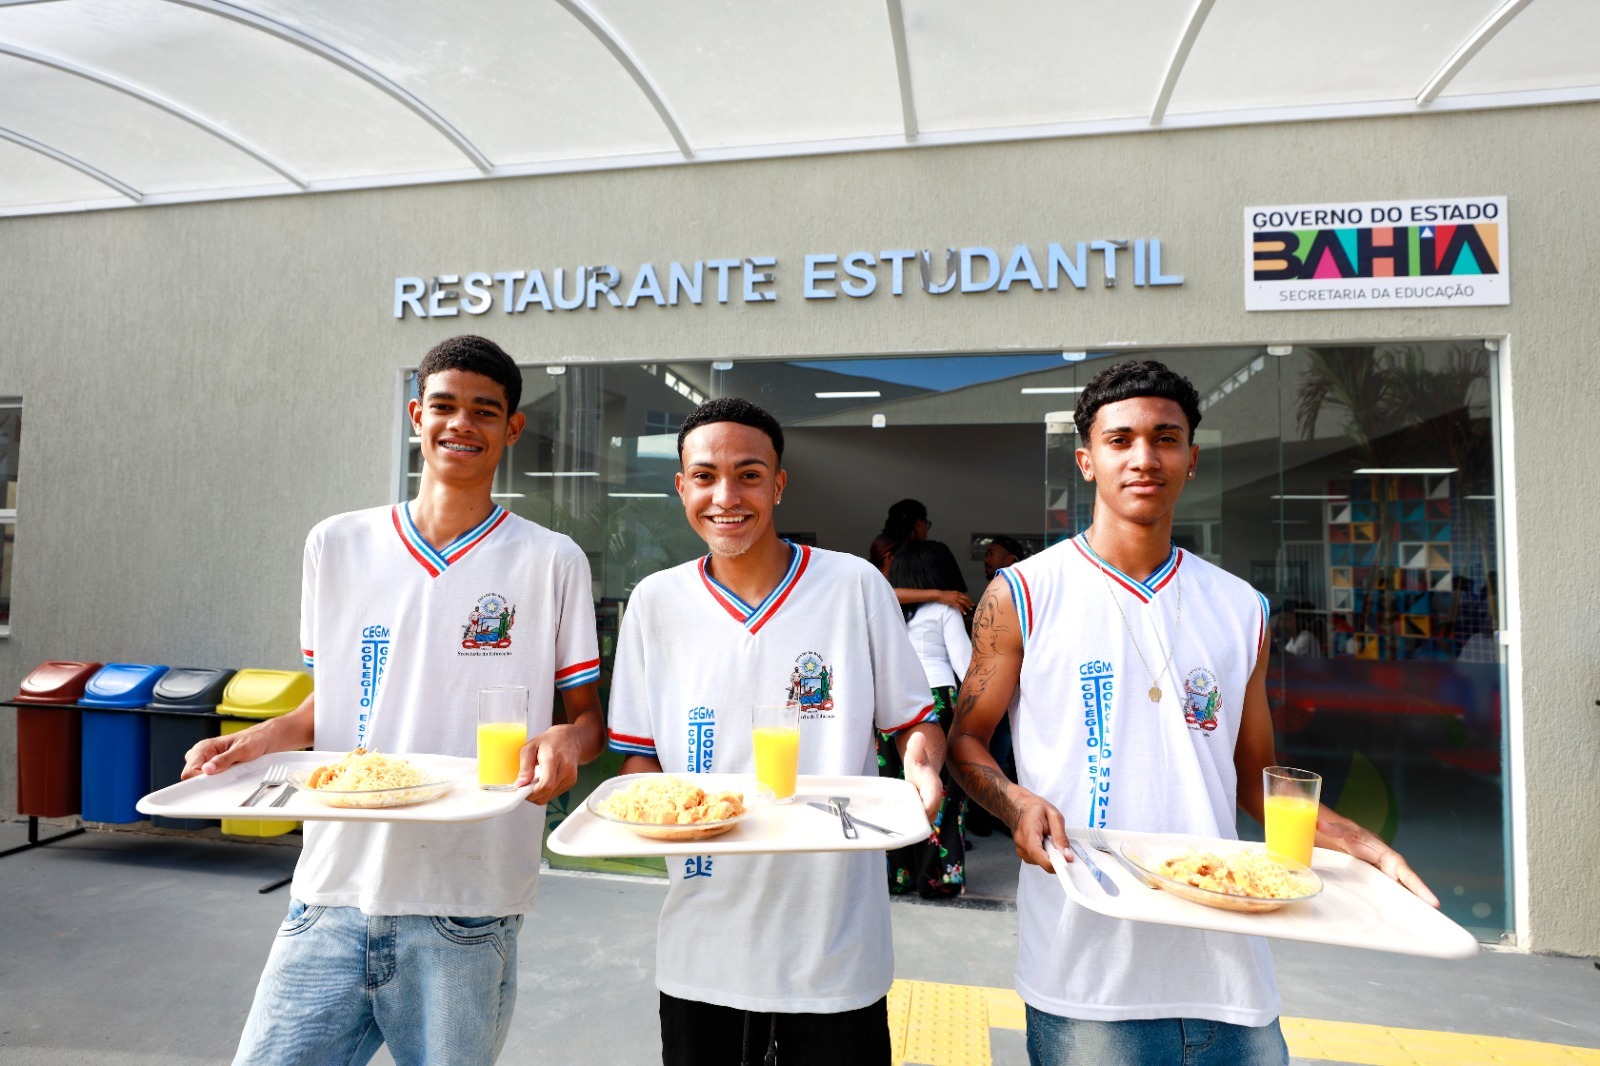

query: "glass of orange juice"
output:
753 702 800 803
1263 765 1321 866
478 686 528 790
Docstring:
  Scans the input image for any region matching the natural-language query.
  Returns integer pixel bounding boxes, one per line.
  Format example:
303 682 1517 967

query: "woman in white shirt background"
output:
877 538 972 898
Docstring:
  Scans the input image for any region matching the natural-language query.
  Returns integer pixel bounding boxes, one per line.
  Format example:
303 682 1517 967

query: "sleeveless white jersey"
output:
1002 533 1279 1025
294 503 599 916
607 545 934 1013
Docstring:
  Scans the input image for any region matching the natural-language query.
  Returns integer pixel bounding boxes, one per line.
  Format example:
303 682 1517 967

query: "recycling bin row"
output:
13 660 312 837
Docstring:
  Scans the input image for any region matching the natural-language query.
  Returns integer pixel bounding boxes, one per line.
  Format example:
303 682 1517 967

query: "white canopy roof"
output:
1 0 1594 217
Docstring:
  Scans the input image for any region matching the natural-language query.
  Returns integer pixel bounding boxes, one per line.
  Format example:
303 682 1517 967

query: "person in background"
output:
869 498 973 614
983 534 1027 582
1282 601 1325 657
879 539 971 898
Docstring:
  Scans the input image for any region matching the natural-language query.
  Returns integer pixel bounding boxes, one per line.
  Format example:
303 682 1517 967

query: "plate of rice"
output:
288 749 464 809
586 773 773 841
1120 842 1323 913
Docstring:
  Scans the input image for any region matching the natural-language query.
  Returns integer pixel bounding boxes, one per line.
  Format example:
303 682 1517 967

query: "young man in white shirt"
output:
182 335 603 1065
948 359 1438 1066
607 397 945 1065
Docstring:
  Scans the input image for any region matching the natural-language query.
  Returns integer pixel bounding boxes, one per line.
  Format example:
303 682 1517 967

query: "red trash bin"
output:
13 661 101 818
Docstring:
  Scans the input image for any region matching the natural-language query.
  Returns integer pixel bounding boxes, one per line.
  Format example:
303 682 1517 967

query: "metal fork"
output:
828 796 859 840
1085 826 1155 888
241 764 288 807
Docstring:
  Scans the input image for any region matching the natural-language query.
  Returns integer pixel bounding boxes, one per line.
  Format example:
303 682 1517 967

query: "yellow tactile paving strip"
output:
887 979 1600 1066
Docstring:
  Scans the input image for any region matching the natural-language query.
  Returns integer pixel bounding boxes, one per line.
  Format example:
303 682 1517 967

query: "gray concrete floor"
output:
2 820 1597 1066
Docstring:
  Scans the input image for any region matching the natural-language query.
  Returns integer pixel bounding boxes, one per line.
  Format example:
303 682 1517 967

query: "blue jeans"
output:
234 901 523 1066
1026 1005 1288 1066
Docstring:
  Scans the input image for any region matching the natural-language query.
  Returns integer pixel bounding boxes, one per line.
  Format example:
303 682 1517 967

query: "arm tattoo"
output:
950 581 1022 828
957 760 1022 830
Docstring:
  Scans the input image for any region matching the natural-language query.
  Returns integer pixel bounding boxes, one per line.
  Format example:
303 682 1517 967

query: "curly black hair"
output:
676 397 785 463
1073 359 1202 440
416 335 523 412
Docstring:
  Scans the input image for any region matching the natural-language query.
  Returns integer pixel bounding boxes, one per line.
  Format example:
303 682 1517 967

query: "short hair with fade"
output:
416 335 523 413
676 397 785 463
1073 358 1202 440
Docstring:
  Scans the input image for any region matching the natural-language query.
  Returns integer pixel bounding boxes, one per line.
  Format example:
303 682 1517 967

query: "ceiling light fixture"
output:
524 471 599 477
815 391 881 399
1021 386 1085 395
1353 467 1458 475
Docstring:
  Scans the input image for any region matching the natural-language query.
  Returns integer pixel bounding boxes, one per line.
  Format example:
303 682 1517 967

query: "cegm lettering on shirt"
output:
1080 660 1113 676
362 625 391 639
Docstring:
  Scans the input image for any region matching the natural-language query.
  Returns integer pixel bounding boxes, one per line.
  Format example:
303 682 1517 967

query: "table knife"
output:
804 801 896 836
1067 838 1120 896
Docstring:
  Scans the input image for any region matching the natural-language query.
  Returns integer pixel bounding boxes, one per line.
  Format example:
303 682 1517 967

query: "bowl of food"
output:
1120 841 1322 913
587 773 773 841
289 749 463 810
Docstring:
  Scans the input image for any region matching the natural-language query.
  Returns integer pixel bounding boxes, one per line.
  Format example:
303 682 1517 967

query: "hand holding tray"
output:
1051 826 1478 960
137 751 536 823
547 773 930 858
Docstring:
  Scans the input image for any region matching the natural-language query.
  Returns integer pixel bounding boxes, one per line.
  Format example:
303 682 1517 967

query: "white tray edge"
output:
1052 827 1479 960
547 773 931 858
137 750 535 823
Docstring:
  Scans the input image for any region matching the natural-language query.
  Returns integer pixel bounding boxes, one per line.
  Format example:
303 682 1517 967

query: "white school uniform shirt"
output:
294 503 599 916
905 601 972 690
607 544 934 1013
1000 533 1279 1026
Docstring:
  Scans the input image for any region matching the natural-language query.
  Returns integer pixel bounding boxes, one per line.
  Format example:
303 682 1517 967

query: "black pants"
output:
659 991 891 1066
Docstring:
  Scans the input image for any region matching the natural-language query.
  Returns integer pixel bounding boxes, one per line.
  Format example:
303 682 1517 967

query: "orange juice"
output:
753 725 800 800
477 721 527 787
1264 794 1318 866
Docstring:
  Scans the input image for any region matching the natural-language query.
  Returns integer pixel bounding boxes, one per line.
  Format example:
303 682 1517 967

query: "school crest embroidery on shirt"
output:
788 651 835 717
1183 667 1221 732
460 593 515 653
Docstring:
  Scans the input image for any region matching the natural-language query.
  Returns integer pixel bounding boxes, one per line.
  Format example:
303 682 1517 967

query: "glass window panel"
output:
399 344 1511 935
1261 340 1507 940
0 401 18 510
0 521 12 629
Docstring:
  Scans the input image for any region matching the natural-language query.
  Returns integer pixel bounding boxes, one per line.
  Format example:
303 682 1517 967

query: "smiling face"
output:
1074 396 1198 528
408 368 525 490
675 420 787 559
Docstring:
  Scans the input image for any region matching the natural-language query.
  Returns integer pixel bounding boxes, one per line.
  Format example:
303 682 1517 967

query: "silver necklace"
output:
1088 529 1182 702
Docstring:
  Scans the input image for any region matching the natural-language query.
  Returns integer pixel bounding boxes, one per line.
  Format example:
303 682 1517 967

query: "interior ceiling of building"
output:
1 0 1594 219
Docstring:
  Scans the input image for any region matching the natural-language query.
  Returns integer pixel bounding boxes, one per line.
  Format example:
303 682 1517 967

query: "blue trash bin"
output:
79 663 168 824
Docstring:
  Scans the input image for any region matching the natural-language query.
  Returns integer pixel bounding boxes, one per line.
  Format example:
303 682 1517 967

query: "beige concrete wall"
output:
1 103 1595 953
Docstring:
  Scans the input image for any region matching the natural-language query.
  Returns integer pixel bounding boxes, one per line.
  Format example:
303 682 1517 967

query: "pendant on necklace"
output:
1148 686 1162 702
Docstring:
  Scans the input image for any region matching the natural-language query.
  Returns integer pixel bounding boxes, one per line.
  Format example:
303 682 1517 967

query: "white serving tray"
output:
137 750 535 823
1050 826 1478 960
546 773 931 858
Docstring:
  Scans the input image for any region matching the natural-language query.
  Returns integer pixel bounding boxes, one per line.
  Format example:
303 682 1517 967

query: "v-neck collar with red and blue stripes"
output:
392 502 509 578
1071 532 1182 603
698 541 811 634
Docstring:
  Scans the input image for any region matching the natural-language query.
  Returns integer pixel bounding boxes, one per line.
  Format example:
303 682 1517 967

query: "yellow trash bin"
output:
218 669 312 838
